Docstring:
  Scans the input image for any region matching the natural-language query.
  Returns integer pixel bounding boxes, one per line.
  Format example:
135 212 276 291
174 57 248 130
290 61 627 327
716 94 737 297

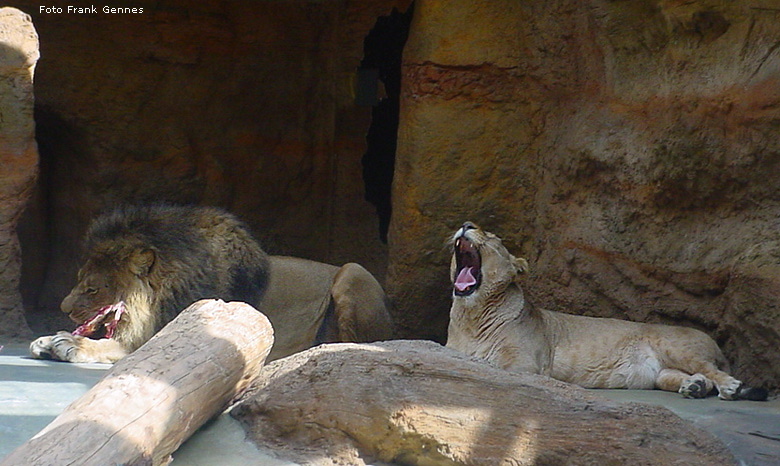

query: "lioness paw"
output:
29 335 55 359
679 374 713 399
716 377 742 401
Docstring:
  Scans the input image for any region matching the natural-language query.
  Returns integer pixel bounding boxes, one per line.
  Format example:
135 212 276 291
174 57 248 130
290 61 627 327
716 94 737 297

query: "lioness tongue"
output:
455 266 477 291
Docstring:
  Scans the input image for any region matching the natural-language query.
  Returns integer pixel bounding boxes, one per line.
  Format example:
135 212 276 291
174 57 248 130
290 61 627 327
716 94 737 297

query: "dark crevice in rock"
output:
360 4 413 243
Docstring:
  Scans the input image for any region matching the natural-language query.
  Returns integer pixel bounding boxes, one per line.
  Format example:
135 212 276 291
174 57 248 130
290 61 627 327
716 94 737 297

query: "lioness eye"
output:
86 287 98 295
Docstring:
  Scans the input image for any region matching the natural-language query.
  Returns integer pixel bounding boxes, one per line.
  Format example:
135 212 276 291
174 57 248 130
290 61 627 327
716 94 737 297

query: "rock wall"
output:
0 7 39 340
5 0 778 390
388 0 780 389
7 0 408 330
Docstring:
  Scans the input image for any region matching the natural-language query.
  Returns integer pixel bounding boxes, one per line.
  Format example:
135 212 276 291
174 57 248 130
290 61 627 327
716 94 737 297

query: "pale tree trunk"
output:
2 299 274 466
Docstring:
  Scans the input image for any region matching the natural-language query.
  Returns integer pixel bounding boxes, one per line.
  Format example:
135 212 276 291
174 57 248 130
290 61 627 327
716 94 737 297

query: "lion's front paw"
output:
30 335 55 359
679 373 713 399
49 331 86 362
716 377 742 400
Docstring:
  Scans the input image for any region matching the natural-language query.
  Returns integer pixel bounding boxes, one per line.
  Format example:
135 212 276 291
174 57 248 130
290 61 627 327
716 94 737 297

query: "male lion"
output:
446 222 767 401
30 205 393 363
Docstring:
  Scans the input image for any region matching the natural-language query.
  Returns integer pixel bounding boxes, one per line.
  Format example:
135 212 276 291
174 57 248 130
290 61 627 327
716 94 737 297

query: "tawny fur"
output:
31 204 393 364
258 256 394 361
446 222 765 400
31 205 269 363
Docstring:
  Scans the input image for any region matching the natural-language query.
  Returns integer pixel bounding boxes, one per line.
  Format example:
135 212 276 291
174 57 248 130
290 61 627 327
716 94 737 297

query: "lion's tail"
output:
734 385 769 401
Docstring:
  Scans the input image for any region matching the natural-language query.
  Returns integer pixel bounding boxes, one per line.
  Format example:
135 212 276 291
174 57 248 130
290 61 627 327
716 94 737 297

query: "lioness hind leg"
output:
705 370 743 400
683 360 744 400
330 263 393 342
656 369 714 398
708 372 768 401
667 363 767 401
674 361 752 400
682 373 716 399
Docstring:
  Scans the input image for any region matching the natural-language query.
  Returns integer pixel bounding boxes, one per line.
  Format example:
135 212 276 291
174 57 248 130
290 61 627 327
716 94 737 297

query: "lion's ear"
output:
130 248 155 277
513 256 529 275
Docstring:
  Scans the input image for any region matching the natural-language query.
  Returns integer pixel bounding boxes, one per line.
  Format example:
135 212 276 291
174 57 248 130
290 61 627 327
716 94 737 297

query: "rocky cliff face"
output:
3 0 778 389
0 7 39 340
9 0 406 330
388 0 780 389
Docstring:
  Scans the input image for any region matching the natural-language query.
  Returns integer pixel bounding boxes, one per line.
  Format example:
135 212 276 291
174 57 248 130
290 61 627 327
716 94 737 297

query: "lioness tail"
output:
735 385 769 401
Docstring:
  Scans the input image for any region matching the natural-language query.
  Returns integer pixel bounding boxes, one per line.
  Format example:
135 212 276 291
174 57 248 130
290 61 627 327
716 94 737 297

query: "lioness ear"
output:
513 256 529 275
130 248 155 277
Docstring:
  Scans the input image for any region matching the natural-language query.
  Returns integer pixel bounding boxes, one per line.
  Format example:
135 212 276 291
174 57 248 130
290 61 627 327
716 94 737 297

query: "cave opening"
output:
360 4 413 243
18 107 77 332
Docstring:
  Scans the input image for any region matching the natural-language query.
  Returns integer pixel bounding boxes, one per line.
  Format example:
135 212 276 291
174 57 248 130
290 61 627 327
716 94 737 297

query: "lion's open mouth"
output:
72 302 126 339
454 236 481 296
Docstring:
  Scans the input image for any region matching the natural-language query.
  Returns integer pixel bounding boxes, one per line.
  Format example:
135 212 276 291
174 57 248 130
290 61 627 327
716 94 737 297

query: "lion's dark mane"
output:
83 204 269 325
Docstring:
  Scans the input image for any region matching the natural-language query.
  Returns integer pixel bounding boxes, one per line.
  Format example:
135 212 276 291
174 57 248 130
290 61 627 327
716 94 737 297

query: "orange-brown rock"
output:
388 0 780 390
4 0 777 391
10 1 410 332
0 7 39 340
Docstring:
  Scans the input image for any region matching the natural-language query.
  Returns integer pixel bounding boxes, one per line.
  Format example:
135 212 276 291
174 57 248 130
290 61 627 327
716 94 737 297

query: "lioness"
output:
446 222 767 400
30 205 393 363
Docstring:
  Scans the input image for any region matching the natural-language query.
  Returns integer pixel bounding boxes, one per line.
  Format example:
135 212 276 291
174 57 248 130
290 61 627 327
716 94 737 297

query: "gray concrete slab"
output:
1 343 778 465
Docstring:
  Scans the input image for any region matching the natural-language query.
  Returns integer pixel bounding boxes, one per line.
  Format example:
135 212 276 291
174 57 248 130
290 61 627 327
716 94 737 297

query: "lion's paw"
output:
716 377 742 400
29 335 55 359
679 373 713 399
49 331 86 363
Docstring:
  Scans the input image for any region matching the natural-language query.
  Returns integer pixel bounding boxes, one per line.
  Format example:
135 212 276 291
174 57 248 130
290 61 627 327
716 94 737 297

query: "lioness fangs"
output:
446 222 767 401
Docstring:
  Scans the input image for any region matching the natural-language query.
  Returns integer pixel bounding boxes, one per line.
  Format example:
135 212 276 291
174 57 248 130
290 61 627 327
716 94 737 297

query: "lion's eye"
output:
85 287 98 295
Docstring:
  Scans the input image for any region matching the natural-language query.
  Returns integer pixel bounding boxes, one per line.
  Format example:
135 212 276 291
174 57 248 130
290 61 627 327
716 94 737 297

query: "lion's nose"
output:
60 294 75 315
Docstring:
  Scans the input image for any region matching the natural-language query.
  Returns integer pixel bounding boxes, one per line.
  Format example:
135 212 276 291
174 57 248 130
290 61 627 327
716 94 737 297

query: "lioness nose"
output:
462 222 476 232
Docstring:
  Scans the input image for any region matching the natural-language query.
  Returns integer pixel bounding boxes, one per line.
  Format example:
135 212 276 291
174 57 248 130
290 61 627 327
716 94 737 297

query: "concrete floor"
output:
596 389 780 466
1 343 778 465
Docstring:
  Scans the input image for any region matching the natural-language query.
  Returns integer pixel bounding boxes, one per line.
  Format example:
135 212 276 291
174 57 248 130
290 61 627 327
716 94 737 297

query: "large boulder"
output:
232 341 736 466
388 0 780 389
0 7 39 340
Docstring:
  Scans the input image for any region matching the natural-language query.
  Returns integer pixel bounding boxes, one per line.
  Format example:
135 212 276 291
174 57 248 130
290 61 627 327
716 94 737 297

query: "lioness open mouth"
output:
454 236 481 296
72 302 126 339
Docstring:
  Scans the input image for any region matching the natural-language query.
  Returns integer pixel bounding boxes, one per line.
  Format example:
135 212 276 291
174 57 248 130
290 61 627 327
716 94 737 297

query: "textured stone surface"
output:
5 0 779 391
0 7 39 340
387 0 780 390
233 341 737 466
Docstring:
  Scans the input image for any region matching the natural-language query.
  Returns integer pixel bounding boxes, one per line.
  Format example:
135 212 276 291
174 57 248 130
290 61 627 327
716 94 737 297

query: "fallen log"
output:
232 340 737 466
2 299 273 466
